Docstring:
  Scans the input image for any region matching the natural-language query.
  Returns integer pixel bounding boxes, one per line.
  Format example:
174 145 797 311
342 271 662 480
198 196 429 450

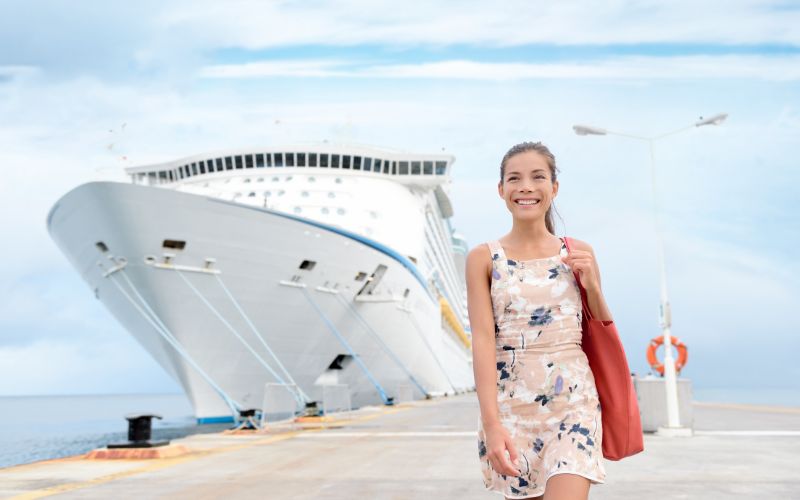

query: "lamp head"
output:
572 124 607 136
695 113 728 127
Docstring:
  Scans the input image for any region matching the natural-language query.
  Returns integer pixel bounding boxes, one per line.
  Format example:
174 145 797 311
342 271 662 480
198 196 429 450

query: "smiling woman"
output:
468 141 614 500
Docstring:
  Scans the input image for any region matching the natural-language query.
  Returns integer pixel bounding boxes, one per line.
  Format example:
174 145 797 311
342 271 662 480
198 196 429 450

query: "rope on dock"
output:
173 268 307 408
299 287 393 405
333 292 430 398
107 265 241 416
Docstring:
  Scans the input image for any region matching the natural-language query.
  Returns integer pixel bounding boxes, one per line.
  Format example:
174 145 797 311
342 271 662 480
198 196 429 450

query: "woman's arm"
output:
465 243 501 427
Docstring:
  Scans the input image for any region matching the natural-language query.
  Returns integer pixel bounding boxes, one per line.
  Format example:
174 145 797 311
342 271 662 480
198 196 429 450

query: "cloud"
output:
160 0 800 47
199 55 800 81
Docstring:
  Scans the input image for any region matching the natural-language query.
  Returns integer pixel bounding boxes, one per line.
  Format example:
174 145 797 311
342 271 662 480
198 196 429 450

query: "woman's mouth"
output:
515 198 541 206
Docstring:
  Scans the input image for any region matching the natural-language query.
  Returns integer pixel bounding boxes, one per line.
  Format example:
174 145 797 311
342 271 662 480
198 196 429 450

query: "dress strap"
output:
557 236 569 257
486 240 507 265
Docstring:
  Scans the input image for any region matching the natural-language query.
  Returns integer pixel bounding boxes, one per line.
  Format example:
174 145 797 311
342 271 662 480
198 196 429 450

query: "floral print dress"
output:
477 237 606 498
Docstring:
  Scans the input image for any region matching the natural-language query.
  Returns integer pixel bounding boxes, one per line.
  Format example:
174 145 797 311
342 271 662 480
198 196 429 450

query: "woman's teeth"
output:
516 199 540 205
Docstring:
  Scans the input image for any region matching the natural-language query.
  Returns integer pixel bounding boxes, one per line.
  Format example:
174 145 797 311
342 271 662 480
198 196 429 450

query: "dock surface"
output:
2 393 799 499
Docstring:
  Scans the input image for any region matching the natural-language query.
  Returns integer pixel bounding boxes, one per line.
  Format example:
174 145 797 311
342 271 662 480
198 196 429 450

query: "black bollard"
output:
108 413 170 449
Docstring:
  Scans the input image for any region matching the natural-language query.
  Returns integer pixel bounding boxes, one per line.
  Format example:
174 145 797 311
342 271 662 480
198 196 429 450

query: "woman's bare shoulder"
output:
466 242 492 264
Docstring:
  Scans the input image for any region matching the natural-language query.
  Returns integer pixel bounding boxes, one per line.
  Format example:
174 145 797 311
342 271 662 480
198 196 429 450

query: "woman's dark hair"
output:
500 141 562 235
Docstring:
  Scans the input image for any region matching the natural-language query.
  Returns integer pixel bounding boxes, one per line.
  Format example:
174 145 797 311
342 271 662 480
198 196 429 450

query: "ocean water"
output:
0 394 228 469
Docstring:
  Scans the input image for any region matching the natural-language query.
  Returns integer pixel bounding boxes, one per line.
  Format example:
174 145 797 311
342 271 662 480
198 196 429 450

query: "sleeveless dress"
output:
476 237 606 498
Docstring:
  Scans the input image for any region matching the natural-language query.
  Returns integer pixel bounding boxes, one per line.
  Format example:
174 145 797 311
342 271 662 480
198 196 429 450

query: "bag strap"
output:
563 236 594 321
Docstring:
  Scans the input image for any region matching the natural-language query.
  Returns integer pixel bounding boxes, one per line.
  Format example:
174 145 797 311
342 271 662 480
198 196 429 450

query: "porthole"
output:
244 178 251 183
294 206 302 213
370 211 378 218
257 177 264 182
308 176 316 182
248 192 256 197
272 176 279 182
328 192 335 198
278 189 285 196
335 177 342 184
264 191 272 196
286 176 293 181
321 207 329 214
301 191 309 197
337 208 346 215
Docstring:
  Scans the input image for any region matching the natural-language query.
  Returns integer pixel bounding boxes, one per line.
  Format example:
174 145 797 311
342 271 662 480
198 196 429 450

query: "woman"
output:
466 141 614 499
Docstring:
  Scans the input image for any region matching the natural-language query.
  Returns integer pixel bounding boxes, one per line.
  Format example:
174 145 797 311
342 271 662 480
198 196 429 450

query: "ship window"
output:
375 159 382 172
297 153 306 167
199 162 206 174
245 155 254 168
182 166 188 177
423 161 433 175
320 154 329 167
293 206 301 213
215 158 223 171
342 155 351 169
411 161 421 175
386 161 392 174
266 153 273 167
286 153 295 167
274 153 284 167
168 171 174 181
309 153 317 167
206 160 214 172
278 189 285 195
435 161 447 175
235 156 243 169
363 157 372 172
243 178 251 183
301 191 309 197
331 154 340 168
256 154 265 167
353 156 362 170
308 176 316 182
285 175 293 181
337 207 346 215
248 192 256 197
335 177 342 184
163 239 186 250
225 157 233 170
328 192 335 198
191 163 198 175
321 207 329 214
257 177 264 182
399 161 409 175
355 271 367 281
299 260 316 270
264 190 271 196
159 171 167 181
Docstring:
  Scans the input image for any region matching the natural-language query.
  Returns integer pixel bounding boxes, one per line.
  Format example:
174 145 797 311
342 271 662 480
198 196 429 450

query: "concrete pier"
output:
1 393 799 499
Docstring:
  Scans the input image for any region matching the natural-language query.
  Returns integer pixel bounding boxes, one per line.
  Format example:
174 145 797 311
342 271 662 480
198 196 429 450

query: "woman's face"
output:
497 150 558 220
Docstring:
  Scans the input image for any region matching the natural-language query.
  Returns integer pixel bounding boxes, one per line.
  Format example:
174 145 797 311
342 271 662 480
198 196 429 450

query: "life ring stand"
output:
646 335 688 376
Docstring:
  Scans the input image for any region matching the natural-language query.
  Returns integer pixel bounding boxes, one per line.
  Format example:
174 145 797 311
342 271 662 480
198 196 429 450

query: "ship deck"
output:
2 392 799 499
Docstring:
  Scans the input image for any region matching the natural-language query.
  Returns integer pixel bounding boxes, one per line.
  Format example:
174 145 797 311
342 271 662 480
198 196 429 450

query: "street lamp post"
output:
572 113 728 437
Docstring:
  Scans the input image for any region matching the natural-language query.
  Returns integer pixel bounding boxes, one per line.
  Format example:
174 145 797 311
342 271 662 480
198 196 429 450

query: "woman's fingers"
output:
489 446 521 476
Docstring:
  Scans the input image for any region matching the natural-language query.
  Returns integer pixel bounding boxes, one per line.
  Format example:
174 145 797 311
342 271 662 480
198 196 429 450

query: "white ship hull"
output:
47 181 474 421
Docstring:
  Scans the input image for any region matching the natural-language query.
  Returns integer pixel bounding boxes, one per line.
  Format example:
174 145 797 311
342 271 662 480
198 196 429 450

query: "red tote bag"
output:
564 236 644 461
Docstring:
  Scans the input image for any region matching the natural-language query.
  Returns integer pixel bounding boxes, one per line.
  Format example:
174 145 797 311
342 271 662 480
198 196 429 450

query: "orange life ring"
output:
646 335 688 376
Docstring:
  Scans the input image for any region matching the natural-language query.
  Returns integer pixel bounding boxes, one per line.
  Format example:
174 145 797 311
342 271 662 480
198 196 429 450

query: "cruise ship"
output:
47 144 475 422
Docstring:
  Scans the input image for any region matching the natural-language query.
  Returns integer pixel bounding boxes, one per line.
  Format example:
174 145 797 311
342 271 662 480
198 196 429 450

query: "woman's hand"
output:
484 421 522 477
561 248 600 292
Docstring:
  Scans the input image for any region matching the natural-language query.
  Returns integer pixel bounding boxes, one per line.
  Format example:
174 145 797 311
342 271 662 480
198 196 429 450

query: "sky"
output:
0 1 798 402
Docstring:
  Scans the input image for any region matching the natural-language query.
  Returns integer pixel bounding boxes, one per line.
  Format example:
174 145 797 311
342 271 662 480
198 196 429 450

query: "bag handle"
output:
563 236 595 321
